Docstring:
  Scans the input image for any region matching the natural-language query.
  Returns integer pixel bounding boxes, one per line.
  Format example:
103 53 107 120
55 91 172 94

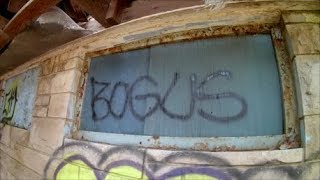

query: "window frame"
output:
75 24 299 151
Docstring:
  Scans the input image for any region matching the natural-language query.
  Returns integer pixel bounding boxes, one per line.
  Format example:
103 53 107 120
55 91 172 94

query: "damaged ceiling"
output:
0 7 92 72
0 0 132 74
0 0 203 75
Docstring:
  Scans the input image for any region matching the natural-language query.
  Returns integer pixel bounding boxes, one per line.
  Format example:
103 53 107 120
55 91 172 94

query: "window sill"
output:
76 130 290 152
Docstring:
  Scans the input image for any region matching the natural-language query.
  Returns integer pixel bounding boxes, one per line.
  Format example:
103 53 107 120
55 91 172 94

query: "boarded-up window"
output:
0 68 39 129
81 35 283 137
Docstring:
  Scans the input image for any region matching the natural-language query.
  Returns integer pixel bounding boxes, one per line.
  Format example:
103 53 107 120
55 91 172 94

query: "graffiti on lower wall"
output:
0 68 39 129
44 141 303 180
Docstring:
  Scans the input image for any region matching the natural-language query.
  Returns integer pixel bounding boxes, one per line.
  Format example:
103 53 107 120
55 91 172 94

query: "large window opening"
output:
80 34 283 137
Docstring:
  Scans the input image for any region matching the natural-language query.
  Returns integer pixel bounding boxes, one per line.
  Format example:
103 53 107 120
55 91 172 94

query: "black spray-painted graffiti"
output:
90 71 247 122
44 141 304 180
2 84 18 122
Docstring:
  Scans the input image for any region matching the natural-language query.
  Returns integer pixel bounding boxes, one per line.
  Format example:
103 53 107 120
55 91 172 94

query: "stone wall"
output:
0 4 319 180
283 11 320 162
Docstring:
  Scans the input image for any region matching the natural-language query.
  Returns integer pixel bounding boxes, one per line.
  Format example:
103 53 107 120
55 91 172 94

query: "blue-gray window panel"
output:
144 35 283 137
80 49 149 134
0 68 39 129
80 35 283 137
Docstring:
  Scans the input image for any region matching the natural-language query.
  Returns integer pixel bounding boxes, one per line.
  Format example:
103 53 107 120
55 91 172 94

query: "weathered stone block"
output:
301 161 320 179
32 106 48 117
6 171 15 179
9 126 29 148
51 56 66 73
64 57 84 70
301 115 320 160
37 76 52 95
285 24 320 59
50 69 80 94
0 151 42 180
0 124 11 146
145 148 303 166
57 48 85 61
0 141 50 175
293 55 320 117
64 120 73 138
0 164 7 180
35 95 50 106
29 117 65 154
42 55 83 76
282 11 320 24
41 58 55 76
48 93 76 119
0 164 9 180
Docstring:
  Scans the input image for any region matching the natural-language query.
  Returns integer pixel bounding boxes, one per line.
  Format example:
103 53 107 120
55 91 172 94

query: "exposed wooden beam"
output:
0 15 8 29
71 0 112 27
106 0 121 25
7 0 29 13
71 0 126 27
122 0 203 22
0 0 15 20
0 0 61 49
0 30 9 48
61 0 87 22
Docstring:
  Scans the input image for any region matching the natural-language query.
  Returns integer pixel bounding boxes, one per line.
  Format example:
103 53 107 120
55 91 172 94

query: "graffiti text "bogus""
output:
90 71 247 122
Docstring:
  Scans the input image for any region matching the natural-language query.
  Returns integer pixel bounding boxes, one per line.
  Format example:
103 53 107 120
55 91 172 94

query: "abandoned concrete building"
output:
0 0 319 179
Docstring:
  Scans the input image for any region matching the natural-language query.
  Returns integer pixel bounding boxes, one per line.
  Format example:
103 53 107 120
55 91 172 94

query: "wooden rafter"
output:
0 0 61 50
0 15 8 29
70 0 111 27
106 0 122 25
0 30 9 47
61 0 87 22
7 0 29 13
71 0 125 27
121 0 203 22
